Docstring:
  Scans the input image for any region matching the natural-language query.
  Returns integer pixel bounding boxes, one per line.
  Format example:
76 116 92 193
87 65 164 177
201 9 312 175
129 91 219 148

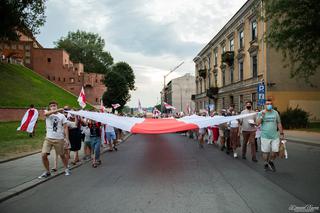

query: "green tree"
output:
0 0 46 40
103 62 135 110
109 62 135 90
102 71 130 111
262 0 320 85
154 104 161 111
54 30 113 74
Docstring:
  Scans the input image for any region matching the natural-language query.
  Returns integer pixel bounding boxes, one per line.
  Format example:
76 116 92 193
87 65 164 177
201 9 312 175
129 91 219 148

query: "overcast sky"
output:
37 0 247 107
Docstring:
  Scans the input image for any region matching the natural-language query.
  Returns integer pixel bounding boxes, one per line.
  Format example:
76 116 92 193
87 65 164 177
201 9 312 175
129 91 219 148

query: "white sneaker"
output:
233 153 238 158
38 171 51 179
65 169 71 176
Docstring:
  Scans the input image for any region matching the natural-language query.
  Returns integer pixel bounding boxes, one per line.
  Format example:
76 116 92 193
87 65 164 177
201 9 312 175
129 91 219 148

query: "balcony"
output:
198 69 207 79
221 51 234 66
206 87 219 99
193 92 207 100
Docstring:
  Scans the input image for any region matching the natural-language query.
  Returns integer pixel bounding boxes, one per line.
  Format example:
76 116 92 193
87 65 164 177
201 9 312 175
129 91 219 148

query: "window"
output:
239 62 244 81
239 30 244 49
25 52 30 57
222 45 226 53
47 58 51 63
47 75 50 80
25 58 30 64
252 55 258 77
229 38 234 51
58 77 61 81
75 68 78 71
252 93 257 110
230 66 234 83
95 79 98 83
11 44 16 49
78 78 81 82
70 78 75 83
230 96 234 106
239 95 244 111
222 70 226 86
63 78 66 82
251 20 257 41
96 98 98 103
207 56 211 69
25 45 30 50
53 76 55 81
214 51 218 66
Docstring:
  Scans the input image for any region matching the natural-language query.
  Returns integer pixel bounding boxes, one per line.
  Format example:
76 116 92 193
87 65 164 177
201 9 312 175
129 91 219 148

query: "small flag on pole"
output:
100 99 105 112
163 102 176 110
77 86 86 109
138 99 143 113
112 103 121 109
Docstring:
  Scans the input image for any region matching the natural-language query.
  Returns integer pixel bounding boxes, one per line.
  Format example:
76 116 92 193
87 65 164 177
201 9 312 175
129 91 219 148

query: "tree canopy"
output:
55 30 113 74
102 62 135 111
262 0 320 85
0 0 46 40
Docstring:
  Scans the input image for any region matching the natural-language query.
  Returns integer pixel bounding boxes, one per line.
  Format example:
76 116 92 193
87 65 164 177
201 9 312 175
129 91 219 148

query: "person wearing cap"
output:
240 101 258 162
256 99 284 172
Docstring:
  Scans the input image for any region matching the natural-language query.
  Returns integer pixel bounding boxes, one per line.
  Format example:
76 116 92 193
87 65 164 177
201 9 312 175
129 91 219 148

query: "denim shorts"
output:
106 132 116 141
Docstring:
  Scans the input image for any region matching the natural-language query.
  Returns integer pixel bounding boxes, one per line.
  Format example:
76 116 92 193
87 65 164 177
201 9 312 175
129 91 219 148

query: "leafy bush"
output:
280 106 309 129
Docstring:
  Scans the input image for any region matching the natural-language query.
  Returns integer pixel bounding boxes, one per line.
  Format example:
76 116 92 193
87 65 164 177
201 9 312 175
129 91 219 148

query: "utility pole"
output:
161 61 184 112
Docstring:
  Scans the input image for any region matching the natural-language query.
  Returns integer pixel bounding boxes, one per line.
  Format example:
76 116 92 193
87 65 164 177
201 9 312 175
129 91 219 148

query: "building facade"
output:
162 73 196 114
0 31 106 106
193 0 320 121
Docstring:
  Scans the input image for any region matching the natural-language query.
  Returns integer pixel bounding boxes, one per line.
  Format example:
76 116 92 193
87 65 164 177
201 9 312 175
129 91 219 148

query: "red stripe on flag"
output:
131 118 198 134
20 110 35 131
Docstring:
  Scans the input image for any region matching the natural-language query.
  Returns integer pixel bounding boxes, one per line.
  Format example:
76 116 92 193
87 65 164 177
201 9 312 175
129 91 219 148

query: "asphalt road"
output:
0 134 319 213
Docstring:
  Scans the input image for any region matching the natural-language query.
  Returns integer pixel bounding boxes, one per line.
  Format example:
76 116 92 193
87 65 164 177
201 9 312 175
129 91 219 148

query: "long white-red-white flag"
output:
68 110 257 134
78 86 86 108
17 108 39 133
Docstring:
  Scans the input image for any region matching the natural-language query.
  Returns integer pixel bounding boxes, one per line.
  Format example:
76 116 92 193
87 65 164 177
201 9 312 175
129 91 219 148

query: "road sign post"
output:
257 81 266 107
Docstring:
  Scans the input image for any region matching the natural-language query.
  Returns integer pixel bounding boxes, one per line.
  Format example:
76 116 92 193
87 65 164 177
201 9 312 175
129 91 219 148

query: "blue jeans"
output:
91 137 101 160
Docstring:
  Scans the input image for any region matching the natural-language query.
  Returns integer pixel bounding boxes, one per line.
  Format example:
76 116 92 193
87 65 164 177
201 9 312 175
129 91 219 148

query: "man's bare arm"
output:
44 108 64 117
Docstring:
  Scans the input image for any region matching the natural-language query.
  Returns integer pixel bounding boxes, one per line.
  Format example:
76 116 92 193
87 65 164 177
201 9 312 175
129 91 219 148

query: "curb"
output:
0 133 132 203
286 138 320 147
0 150 41 164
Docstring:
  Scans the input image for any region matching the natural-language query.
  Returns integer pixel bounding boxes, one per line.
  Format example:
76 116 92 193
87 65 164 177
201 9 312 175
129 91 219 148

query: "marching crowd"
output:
38 98 284 178
38 101 122 178
188 99 284 172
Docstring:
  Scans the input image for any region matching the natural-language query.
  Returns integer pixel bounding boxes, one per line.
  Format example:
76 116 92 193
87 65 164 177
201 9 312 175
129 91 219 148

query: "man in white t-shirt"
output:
38 101 71 178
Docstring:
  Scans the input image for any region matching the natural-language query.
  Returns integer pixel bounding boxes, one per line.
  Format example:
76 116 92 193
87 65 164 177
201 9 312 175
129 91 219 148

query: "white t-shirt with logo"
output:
45 112 67 140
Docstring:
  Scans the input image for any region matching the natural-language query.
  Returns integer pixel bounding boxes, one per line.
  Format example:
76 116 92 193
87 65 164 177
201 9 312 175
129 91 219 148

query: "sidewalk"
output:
284 130 320 146
0 133 131 202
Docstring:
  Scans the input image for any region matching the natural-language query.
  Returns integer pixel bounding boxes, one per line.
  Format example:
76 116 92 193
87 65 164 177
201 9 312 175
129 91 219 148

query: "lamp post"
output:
162 61 184 112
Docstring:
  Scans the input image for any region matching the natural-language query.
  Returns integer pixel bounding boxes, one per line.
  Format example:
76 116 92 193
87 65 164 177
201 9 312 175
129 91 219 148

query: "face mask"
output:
246 106 252 110
266 104 273 110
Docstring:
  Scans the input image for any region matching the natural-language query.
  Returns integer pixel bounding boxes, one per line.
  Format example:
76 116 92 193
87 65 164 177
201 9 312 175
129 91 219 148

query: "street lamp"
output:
162 61 184 112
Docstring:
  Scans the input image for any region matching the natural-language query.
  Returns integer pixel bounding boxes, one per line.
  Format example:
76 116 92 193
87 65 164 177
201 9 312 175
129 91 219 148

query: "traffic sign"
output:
257 81 265 106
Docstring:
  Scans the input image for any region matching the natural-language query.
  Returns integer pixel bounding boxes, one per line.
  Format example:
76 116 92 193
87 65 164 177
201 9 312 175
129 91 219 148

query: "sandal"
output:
51 168 57 172
92 163 97 168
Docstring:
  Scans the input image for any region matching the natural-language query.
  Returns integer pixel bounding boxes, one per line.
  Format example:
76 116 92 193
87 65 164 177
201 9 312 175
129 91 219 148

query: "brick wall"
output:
0 108 45 122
